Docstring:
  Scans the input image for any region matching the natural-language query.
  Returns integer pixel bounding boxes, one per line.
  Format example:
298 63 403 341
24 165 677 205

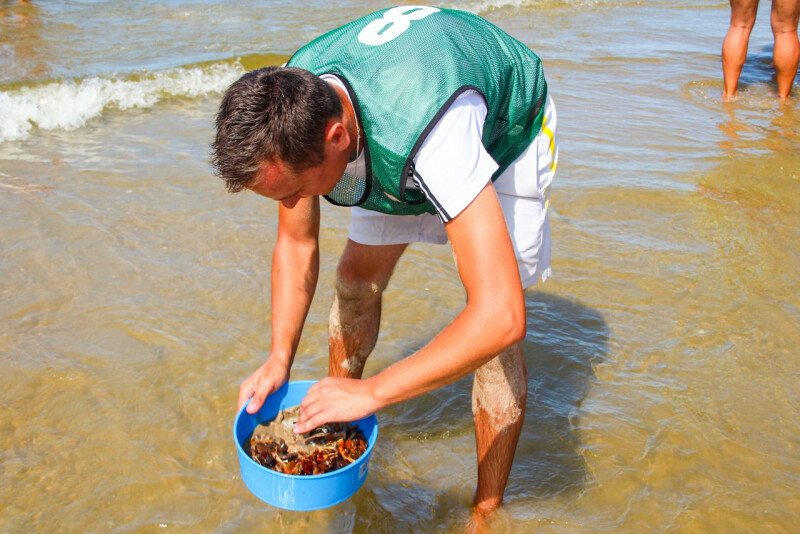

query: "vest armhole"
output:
399 85 486 206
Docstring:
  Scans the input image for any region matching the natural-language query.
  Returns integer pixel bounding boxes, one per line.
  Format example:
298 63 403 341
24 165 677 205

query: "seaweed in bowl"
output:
248 406 368 476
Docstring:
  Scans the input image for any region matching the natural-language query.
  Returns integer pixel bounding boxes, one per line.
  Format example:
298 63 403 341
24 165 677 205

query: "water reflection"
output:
718 95 799 154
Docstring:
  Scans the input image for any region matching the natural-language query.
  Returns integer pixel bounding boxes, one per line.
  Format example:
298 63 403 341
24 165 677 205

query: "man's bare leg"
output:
771 0 800 98
329 240 407 379
472 341 527 515
722 0 760 100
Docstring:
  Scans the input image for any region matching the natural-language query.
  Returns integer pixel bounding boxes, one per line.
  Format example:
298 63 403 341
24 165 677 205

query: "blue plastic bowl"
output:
233 380 378 511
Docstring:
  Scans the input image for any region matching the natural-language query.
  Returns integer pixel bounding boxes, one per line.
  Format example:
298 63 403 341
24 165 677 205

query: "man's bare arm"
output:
294 183 525 430
238 196 320 412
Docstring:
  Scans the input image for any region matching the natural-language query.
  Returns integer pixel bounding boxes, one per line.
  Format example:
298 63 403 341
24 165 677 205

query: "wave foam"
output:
452 0 608 13
449 0 539 13
0 62 245 143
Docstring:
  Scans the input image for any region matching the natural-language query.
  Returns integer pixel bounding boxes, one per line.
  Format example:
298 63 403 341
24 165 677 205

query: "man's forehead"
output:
257 159 296 185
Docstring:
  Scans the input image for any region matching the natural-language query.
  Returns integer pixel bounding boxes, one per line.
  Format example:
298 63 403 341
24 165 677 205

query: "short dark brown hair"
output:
210 67 342 192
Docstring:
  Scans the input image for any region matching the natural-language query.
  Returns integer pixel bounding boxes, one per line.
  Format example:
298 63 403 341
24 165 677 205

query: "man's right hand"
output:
237 358 291 414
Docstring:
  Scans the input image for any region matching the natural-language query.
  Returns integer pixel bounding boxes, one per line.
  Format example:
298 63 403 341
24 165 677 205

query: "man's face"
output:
247 120 350 209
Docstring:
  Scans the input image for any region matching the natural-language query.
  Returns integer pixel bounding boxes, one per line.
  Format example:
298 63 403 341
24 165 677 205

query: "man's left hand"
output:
293 377 381 434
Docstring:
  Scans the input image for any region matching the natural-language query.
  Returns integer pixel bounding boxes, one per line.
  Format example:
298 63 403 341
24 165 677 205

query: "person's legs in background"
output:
771 0 800 98
723 0 761 99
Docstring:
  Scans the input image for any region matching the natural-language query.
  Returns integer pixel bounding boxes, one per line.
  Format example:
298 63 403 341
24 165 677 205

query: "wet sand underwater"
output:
1 0 799 531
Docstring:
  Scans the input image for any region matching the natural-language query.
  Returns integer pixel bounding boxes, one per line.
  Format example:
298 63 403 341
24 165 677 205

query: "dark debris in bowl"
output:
247 405 368 476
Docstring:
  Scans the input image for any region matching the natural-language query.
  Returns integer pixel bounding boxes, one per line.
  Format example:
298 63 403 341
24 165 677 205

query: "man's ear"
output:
325 119 350 152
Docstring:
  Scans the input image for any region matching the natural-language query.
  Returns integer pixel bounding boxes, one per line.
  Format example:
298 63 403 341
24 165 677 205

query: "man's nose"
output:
280 195 301 209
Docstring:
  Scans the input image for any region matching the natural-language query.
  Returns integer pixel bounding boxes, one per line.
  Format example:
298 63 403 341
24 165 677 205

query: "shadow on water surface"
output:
355 291 609 528
508 291 609 500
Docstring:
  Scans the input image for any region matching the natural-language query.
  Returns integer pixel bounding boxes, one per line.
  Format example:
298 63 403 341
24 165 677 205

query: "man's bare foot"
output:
466 509 491 534
467 504 510 533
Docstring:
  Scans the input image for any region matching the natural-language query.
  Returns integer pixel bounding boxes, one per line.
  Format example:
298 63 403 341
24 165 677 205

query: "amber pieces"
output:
249 418 368 476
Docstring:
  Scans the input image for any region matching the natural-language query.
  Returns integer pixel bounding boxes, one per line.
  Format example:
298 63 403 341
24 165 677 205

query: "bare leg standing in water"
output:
472 342 527 516
771 0 800 98
328 241 405 380
722 0 760 100
722 0 800 99
328 239 528 516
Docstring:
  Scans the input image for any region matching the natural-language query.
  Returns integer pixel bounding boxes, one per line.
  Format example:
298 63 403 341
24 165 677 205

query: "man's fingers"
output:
294 397 325 434
246 378 275 414
247 386 266 414
299 379 329 412
294 408 325 434
294 418 317 435
237 380 255 411
295 400 319 426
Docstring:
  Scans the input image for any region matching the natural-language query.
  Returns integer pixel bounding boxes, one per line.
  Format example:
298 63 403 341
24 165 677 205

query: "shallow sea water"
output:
1 0 799 531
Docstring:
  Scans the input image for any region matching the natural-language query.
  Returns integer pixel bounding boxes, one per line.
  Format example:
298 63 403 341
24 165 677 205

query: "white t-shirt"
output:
322 75 498 222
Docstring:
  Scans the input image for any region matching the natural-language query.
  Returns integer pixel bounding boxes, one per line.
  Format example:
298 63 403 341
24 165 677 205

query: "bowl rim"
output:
233 379 379 480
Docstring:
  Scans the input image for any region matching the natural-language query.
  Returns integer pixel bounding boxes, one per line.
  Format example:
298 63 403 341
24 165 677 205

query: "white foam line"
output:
448 0 536 13
0 63 245 143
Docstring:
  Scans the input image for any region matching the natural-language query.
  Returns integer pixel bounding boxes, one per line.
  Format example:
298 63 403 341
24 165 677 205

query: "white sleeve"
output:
411 90 498 222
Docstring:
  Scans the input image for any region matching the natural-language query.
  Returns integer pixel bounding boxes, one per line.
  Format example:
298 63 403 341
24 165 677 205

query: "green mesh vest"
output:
287 6 548 216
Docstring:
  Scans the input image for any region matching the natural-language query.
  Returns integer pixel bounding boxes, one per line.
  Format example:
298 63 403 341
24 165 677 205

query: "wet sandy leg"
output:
328 240 406 379
471 341 527 515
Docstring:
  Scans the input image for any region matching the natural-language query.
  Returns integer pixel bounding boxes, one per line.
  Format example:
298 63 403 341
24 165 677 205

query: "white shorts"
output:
349 96 558 289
